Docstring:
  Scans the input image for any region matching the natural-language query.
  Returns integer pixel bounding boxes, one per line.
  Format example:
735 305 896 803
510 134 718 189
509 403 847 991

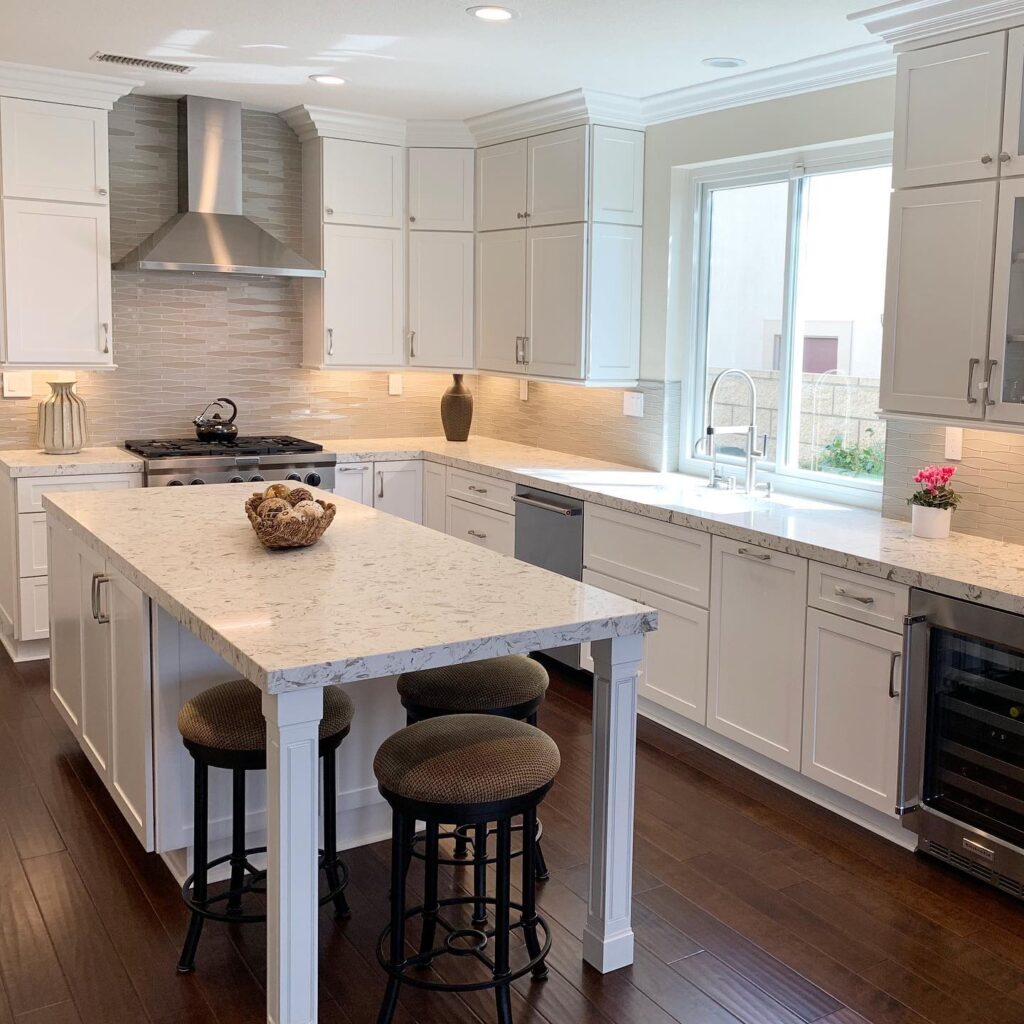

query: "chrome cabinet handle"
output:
377 470 384 499
888 650 901 699
523 335 531 365
327 327 334 357
1000 152 1012 163
834 585 874 605
982 153 994 164
515 336 523 364
337 466 365 472
966 357 979 403
468 529 487 539
101 322 110 354
90 572 101 621
408 329 416 358
92 573 110 624
985 358 999 406
468 485 488 494
737 546 770 561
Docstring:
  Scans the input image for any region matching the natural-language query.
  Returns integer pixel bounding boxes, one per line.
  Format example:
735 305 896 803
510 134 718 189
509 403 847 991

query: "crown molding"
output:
849 0 1024 47
0 60 142 109
641 42 895 125
405 119 477 148
280 105 407 145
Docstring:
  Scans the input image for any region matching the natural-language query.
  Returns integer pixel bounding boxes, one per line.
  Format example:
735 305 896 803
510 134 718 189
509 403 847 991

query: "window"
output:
687 154 891 497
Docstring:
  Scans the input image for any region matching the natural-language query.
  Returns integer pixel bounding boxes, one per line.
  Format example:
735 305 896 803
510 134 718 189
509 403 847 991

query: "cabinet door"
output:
17 577 48 642
423 462 446 532
334 463 373 505
476 228 526 373
409 148 474 231
985 176 1024 422
322 139 404 228
640 586 708 724
373 460 423 524
106 563 154 849
591 125 644 225
707 537 807 770
587 222 641 381
525 223 585 379
79 543 111 780
476 139 527 231
322 224 404 367
445 497 515 556
408 231 474 369
1003 28 1024 177
48 523 83 734
2 199 113 367
880 182 996 419
893 33 1006 189
802 610 901 815
0 98 109 204
527 126 587 226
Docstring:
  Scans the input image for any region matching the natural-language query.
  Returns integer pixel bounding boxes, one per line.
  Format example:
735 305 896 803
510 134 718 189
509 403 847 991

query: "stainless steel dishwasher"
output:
512 485 585 669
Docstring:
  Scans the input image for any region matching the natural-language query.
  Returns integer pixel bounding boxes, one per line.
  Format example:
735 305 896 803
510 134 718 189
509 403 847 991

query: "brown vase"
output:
440 374 473 441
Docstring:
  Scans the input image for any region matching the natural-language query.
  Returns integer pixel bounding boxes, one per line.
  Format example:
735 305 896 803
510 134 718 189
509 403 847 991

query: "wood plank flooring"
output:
0 650 1021 1023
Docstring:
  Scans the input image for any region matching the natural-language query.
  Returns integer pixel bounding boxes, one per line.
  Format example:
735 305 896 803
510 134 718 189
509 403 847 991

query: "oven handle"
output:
896 613 928 816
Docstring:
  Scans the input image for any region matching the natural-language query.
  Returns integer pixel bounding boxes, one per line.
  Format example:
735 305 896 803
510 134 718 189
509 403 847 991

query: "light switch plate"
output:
388 374 403 396
944 426 963 461
623 391 644 417
2 372 33 399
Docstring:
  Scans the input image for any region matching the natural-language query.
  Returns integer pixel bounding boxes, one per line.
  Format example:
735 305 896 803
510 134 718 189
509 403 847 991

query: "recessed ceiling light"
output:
467 5 517 21
309 74 346 85
702 56 747 69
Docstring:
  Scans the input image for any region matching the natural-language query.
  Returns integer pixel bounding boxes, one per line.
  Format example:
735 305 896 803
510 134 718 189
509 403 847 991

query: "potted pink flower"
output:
908 465 961 538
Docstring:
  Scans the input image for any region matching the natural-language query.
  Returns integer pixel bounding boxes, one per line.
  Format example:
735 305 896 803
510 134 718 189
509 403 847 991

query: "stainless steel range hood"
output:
114 96 324 278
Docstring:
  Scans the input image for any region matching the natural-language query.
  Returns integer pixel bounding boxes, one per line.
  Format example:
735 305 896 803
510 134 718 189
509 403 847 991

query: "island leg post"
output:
263 687 324 1024
584 634 642 973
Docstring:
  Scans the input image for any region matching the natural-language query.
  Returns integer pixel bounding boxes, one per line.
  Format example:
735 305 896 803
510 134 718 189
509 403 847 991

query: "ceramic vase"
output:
38 381 89 455
911 504 952 539
440 373 473 442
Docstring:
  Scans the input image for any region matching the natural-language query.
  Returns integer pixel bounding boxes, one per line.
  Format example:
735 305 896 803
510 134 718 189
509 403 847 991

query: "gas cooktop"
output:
125 436 323 459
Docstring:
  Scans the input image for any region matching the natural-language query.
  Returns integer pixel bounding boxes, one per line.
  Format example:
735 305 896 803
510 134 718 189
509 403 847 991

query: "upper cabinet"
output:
321 139 404 228
527 126 588 226
591 125 644 225
408 148 474 231
408 231 473 369
476 138 527 231
0 98 109 205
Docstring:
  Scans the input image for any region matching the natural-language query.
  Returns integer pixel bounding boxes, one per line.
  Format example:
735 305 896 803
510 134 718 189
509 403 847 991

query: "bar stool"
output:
373 714 558 1024
175 679 354 973
397 655 550 891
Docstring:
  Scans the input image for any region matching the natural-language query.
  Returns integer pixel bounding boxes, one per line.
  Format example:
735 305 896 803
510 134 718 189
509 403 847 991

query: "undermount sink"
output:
678 487 774 513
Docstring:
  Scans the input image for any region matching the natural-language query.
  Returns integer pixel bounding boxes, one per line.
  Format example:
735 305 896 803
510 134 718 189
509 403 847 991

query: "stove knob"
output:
250 474 265 483
168 480 184 486
229 476 244 483
304 472 322 487
189 478 206 485
285 472 302 481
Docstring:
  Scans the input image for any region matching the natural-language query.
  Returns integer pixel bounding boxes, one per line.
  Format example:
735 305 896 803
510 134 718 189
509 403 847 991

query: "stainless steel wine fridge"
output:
900 589 1024 897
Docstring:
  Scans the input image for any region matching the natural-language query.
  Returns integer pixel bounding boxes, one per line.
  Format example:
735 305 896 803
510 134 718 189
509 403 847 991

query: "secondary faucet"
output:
694 368 769 495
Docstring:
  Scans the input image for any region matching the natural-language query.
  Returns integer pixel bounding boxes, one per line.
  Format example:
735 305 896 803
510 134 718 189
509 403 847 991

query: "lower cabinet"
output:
707 537 807 770
373 460 423 524
423 462 446 532
334 462 374 505
802 608 902 814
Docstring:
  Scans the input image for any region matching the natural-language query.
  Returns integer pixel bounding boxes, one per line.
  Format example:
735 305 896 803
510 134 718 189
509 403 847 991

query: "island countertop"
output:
43 484 656 693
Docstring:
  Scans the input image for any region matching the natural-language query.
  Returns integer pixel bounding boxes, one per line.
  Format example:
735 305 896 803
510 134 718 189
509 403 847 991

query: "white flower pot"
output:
911 504 952 539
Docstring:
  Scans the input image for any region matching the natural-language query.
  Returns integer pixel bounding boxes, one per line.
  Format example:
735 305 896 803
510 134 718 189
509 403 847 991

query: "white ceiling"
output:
3 0 877 119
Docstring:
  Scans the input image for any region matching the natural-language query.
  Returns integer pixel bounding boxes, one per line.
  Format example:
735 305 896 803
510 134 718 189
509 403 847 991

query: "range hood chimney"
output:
114 96 324 278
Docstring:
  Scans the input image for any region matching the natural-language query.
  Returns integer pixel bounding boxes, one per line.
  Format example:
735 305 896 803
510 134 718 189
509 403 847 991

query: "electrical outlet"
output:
2 372 32 399
519 379 529 401
944 426 963 461
623 391 644 418
388 374 403 396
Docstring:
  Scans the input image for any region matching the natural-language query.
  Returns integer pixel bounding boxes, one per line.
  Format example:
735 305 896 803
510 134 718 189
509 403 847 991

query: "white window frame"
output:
678 137 893 509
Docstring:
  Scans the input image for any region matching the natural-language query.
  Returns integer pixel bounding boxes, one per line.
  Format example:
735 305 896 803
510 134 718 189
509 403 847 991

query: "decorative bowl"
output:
244 489 336 550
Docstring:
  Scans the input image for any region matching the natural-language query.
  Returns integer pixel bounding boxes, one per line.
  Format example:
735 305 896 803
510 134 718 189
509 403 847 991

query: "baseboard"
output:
0 631 49 663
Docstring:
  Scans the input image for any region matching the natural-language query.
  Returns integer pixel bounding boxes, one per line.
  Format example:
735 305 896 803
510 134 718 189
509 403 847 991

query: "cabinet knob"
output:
516 212 525 220
325 207 334 216
97 187 108 196
409 215 417 222
981 153 994 164
1000 151 1012 163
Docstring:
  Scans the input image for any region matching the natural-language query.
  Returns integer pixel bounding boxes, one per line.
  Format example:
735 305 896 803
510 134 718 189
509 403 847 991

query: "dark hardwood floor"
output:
0 649 1021 1024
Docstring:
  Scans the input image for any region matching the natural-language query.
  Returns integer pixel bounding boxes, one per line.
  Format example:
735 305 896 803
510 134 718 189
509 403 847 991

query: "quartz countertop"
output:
318 436 1024 616
43 484 656 693
0 447 144 477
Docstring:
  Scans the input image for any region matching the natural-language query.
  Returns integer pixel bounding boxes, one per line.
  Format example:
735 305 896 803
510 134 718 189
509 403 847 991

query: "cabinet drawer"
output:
445 497 515 556
584 504 711 607
18 576 48 642
446 467 516 515
808 562 908 633
17 473 141 513
17 512 47 577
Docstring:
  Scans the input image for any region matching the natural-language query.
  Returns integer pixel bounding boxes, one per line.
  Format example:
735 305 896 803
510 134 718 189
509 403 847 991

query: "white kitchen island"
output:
43 484 656 1024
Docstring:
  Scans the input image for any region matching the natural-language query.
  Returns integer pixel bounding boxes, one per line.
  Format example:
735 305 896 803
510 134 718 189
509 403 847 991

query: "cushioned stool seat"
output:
178 678 354 752
374 714 560 806
396 655 548 715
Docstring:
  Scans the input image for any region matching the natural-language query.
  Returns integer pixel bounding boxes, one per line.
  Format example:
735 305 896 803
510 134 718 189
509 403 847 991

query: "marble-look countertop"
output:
0 447 144 477
43 484 656 693
318 436 1024 616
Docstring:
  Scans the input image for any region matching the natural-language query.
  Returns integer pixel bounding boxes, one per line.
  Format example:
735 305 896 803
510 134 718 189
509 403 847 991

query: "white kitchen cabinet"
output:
527 126 588 226
589 223 642 381
880 182 996 419
408 148 474 231
445 466 516 515
1 198 113 368
319 224 404 367
408 231 474 369
1002 28 1024 176
17 576 48 643
591 125 644 225
78 542 111 779
0 97 109 204
476 228 526 373
525 223 586 379
321 139 404 228
334 462 373 506
422 461 446 532
445 496 515 556
802 609 902 815
892 33 1006 189
707 537 807 770
373 460 423 524
476 138 527 232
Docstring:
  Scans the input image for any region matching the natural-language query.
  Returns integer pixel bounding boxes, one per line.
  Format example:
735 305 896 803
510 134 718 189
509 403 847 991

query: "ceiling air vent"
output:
90 52 194 74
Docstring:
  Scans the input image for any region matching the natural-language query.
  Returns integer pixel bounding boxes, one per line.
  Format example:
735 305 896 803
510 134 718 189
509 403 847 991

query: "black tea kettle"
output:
194 398 239 442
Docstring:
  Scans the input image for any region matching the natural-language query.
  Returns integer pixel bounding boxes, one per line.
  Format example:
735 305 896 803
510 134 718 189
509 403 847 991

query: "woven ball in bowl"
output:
245 493 337 550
